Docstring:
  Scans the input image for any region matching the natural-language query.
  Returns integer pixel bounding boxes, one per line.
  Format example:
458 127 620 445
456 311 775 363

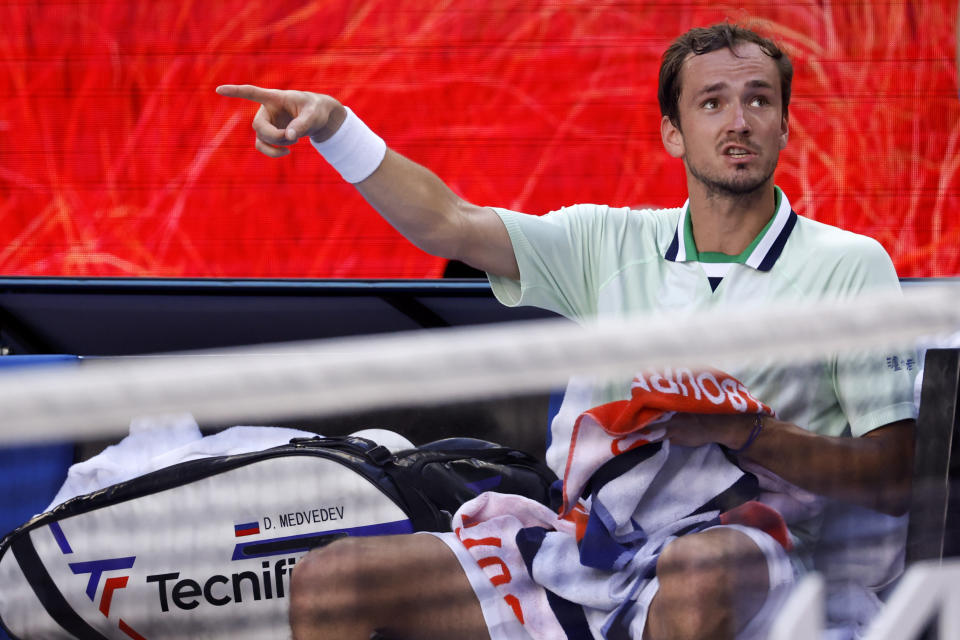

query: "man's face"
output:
661 43 788 198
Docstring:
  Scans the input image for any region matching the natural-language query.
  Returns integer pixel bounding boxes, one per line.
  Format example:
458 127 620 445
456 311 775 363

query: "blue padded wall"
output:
0 356 77 538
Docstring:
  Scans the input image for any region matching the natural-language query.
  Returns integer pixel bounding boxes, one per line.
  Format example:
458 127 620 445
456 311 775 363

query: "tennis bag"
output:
0 435 558 640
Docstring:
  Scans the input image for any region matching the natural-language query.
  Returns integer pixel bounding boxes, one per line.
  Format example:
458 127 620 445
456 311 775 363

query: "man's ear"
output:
661 115 684 158
779 112 789 150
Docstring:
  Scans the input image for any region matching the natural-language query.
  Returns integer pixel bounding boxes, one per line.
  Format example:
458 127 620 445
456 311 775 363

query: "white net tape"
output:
1 285 957 444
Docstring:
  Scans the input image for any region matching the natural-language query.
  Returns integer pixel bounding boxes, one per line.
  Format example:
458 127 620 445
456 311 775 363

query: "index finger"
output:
215 84 279 105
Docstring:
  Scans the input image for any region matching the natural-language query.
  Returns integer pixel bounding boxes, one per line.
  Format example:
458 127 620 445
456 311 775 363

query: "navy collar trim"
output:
664 190 797 272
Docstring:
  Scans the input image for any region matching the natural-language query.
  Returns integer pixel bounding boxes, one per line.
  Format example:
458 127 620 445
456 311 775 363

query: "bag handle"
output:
288 435 394 465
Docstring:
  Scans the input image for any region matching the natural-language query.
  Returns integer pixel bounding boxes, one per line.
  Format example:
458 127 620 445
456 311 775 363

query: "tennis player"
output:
218 23 917 640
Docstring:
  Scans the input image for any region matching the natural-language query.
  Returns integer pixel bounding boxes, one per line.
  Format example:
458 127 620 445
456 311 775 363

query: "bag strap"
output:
287 435 445 528
385 442 559 531
380 462 451 531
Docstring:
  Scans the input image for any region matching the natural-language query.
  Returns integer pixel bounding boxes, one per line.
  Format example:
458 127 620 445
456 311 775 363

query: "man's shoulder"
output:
792 214 890 261
785 215 899 289
495 203 682 238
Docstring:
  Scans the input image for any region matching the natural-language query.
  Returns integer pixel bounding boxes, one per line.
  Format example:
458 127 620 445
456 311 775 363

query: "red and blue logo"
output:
50 521 148 640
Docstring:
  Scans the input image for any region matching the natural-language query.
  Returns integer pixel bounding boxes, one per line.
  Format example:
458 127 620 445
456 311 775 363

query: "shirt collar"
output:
663 187 798 272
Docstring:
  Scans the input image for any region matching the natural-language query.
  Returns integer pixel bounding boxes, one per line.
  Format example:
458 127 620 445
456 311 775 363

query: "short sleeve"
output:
832 239 918 436
487 205 610 321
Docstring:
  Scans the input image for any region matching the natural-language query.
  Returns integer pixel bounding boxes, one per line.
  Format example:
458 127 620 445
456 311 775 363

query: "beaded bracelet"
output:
730 414 764 454
309 107 387 184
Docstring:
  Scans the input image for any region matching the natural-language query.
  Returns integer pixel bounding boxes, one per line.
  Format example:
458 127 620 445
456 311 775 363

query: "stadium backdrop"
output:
1 0 957 279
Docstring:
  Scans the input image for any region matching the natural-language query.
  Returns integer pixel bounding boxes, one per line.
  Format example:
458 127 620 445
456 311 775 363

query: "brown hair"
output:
658 24 793 128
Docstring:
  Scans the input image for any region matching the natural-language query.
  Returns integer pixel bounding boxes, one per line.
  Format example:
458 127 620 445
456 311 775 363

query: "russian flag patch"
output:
234 521 260 537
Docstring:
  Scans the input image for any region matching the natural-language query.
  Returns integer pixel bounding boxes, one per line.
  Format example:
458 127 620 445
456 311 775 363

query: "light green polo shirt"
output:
488 190 917 447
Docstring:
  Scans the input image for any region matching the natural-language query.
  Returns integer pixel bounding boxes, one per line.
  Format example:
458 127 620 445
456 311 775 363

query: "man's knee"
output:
658 531 727 575
289 537 369 635
647 529 769 640
657 528 767 592
655 536 733 636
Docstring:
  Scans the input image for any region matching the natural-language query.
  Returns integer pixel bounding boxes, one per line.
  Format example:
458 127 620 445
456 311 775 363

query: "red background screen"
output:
1 0 957 278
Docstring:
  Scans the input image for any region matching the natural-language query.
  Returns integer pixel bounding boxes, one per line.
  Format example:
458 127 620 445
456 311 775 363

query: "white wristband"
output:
309 107 387 183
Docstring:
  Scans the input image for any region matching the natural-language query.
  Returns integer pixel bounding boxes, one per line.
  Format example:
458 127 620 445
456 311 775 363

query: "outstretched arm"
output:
662 413 915 516
216 85 520 280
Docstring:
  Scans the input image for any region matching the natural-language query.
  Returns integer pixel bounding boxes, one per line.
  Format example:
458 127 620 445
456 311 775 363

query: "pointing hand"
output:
216 85 346 158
